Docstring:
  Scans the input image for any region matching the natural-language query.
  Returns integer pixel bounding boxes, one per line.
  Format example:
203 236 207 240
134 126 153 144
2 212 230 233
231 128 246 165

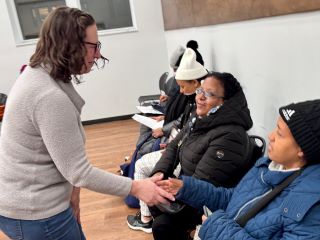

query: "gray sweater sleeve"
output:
33 89 132 197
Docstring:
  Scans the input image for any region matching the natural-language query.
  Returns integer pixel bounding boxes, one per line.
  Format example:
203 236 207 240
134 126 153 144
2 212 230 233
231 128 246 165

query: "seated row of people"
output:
126 46 320 240
121 46 206 208
127 47 255 239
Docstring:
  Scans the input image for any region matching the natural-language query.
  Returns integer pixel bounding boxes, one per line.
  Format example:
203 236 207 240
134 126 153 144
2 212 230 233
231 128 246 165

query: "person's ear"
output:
297 150 308 167
192 80 200 87
297 148 304 159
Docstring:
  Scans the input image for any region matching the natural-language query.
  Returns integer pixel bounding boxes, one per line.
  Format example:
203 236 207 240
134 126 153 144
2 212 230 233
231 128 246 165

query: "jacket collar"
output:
193 90 253 132
254 157 320 222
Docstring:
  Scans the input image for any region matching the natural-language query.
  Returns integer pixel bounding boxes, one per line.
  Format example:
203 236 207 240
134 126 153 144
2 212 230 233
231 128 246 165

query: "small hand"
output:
152 128 164 138
157 177 183 195
130 173 175 206
150 115 165 121
159 95 168 102
202 215 208 223
70 187 81 224
159 143 167 149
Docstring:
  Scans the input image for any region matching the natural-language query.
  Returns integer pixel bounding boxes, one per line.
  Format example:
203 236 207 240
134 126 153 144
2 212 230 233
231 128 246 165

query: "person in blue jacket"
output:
159 99 320 239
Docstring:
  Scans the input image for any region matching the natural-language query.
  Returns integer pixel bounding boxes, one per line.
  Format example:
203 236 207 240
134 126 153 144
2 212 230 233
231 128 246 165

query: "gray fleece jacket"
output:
0 66 132 220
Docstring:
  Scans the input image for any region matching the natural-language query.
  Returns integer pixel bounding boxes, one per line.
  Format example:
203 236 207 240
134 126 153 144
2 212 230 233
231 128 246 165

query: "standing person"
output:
160 99 320 239
0 7 173 240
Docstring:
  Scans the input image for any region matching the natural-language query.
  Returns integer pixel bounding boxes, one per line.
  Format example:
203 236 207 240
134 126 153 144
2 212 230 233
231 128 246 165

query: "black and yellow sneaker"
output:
127 211 153 233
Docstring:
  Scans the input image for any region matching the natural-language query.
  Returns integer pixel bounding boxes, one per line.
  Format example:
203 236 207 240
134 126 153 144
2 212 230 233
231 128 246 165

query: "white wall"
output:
0 0 168 121
2 2 320 136
165 11 320 141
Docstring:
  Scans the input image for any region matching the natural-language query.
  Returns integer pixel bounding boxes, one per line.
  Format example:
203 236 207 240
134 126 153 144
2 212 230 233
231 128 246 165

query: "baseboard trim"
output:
82 114 133 125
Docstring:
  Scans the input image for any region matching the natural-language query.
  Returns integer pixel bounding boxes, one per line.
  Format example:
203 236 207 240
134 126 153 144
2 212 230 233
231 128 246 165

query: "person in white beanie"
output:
136 47 205 154
175 48 207 81
135 45 187 153
127 48 208 233
152 47 204 138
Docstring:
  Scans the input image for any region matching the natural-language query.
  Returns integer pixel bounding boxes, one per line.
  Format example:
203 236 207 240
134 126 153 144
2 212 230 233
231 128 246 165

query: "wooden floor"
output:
0 119 153 240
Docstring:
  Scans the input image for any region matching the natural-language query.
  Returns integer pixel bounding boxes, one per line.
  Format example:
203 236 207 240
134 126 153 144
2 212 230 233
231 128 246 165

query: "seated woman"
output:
136 47 203 156
133 71 254 239
127 48 207 232
160 99 320 239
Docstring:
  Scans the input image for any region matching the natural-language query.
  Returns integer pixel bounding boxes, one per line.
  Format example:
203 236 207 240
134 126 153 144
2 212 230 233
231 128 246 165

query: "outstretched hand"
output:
157 177 183 195
130 173 175 206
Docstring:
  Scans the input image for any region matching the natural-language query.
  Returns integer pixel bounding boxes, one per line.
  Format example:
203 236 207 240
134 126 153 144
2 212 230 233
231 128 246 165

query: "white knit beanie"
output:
175 48 207 80
170 45 185 68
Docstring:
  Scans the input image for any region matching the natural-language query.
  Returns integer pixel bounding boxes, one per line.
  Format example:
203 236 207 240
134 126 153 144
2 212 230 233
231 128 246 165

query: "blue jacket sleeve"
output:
176 176 234 212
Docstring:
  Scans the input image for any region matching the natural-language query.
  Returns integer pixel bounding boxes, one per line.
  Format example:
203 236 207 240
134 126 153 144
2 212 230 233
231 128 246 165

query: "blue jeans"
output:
0 207 86 240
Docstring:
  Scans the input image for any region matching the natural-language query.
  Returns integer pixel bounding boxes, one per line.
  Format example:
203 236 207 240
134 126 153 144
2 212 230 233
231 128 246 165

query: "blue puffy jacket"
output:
176 157 320 239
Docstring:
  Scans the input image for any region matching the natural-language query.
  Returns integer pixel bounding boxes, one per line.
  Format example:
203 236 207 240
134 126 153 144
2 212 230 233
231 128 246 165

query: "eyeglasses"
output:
195 87 224 99
83 41 101 52
83 41 109 69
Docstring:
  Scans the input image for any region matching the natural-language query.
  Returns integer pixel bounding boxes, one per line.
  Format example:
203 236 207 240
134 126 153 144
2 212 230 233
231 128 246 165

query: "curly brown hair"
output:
30 6 102 83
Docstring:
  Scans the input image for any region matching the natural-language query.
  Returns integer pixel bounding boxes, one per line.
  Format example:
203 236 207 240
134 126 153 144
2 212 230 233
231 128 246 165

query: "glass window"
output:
6 0 136 45
79 0 134 31
14 0 66 40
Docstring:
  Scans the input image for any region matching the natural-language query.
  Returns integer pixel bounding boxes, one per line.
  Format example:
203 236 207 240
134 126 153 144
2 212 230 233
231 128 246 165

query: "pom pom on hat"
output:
186 40 199 49
175 48 207 81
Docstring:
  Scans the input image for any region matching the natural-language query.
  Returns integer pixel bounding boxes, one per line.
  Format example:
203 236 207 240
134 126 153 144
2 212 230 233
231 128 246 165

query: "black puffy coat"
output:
151 90 253 188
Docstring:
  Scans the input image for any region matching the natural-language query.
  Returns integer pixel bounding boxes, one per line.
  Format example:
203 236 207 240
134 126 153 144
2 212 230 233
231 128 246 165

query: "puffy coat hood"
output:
193 90 253 132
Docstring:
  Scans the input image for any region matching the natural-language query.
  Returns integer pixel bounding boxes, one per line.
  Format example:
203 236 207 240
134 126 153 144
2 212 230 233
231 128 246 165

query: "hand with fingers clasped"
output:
152 128 164 138
130 173 175 206
151 115 165 122
159 95 168 103
157 177 183 195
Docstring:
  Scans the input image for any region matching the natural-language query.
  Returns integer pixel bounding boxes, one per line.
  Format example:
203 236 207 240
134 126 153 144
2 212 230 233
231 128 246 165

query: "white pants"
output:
134 150 181 217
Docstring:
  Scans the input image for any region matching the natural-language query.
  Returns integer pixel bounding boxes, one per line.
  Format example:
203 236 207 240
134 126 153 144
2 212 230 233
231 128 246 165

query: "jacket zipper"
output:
233 188 272 221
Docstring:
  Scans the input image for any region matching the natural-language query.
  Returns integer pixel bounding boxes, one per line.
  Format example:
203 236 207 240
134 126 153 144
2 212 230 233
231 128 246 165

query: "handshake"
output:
130 173 184 209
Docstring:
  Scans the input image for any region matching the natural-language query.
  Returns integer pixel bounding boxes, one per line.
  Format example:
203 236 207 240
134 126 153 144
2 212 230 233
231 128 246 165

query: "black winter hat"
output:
279 99 320 164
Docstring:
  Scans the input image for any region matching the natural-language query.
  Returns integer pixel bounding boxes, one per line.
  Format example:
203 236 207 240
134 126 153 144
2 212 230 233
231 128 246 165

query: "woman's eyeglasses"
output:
83 41 101 53
83 41 109 69
195 87 224 99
